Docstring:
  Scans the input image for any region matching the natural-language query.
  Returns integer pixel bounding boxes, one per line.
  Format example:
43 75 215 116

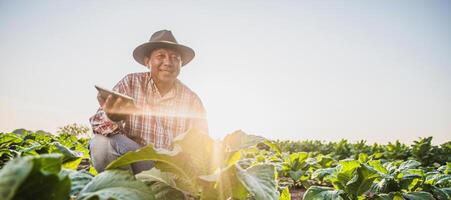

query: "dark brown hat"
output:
133 30 195 67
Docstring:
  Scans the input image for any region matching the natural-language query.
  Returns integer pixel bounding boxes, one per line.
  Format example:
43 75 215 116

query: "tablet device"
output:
95 85 135 105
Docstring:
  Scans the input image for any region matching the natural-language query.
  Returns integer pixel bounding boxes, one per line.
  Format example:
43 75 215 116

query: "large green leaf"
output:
146 181 186 200
77 170 155 200
424 185 450 200
222 130 265 152
292 152 308 168
198 164 248 200
263 140 282 154
171 128 216 175
136 168 179 190
0 154 70 200
107 129 275 199
51 141 81 161
236 164 279 200
441 188 451 199
398 160 422 172
370 177 399 193
62 157 83 170
303 186 345 200
316 155 335 168
60 169 93 197
135 169 186 200
198 164 278 200
371 194 393 200
346 164 381 197
107 129 216 180
402 191 435 200
397 169 424 191
0 156 34 199
106 131 209 194
106 144 190 180
312 167 336 181
425 173 451 186
372 192 404 200
330 159 360 190
368 160 389 175
0 133 23 148
289 170 304 181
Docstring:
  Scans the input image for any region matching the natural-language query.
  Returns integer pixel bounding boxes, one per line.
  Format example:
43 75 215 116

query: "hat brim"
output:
133 41 195 67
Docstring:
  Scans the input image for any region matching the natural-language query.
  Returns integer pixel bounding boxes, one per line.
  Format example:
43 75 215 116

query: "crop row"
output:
0 129 449 200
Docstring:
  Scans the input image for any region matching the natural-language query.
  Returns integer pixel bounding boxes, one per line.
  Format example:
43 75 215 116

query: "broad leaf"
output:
264 140 281 154
398 160 421 172
0 154 70 200
370 177 399 193
136 168 186 200
106 129 276 199
77 170 155 200
106 144 190 180
146 181 185 200
441 188 451 199
236 164 279 200
222 130 265 152
402 191 435 200
424 185 450 200
62 157 83 170
346 164 381 197
316 155 335 168
198 164 248 200
372 192 404 200
0 133 23 148
289 170 303 181
330 159 360 190
303 186 344 200
312 168 336 181
60 169 93 197
368 160 389 175
172 128 216 175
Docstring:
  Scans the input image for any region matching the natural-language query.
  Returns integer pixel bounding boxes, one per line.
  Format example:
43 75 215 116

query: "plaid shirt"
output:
89 72 208 149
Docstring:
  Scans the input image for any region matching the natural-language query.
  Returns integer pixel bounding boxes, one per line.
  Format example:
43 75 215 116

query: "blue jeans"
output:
89 134 154 174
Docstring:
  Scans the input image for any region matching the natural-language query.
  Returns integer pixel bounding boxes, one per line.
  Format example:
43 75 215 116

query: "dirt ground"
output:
289 187 306 200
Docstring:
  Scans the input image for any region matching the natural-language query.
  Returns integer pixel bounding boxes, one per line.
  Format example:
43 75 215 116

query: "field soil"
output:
290 187 306 200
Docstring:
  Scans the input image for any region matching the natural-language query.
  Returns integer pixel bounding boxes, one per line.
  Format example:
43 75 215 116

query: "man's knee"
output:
90 134 112 156
89 134 117 172
89 134 154 174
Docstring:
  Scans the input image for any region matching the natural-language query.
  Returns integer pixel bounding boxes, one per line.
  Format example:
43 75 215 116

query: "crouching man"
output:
89 30 208 174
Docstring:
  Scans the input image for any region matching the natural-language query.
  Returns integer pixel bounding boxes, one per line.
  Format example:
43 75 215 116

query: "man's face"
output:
146 48 182 84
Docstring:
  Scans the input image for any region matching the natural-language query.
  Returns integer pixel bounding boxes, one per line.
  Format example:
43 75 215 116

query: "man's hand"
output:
97 93 138 122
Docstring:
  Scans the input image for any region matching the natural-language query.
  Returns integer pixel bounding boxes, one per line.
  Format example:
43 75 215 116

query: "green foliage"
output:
303 186 345 200
0 154 70 200
0 128 449 200
274 137 450 166
107 128 278 200
135 168 186 200
77 170 156 200
0 129 91 170
60 169 94 197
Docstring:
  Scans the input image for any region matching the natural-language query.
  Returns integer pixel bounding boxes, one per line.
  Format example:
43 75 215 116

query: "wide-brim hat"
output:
133 30 195 67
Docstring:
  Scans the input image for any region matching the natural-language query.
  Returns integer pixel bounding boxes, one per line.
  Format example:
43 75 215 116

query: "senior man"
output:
89 30 208 174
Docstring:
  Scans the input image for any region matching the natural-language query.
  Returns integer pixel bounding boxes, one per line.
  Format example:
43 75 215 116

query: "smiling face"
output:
146 48 182 85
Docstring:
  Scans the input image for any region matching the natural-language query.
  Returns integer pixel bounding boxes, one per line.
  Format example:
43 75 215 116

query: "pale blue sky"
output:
1 0 450 144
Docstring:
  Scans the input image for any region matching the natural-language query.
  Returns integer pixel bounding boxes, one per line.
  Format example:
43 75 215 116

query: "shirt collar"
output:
149 76 179 100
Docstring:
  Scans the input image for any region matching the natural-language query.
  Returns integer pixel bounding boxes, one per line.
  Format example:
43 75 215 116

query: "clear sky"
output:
1 0 450 144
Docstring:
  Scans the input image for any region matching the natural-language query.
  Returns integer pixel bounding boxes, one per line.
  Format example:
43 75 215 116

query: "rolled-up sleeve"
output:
89 109 122 135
